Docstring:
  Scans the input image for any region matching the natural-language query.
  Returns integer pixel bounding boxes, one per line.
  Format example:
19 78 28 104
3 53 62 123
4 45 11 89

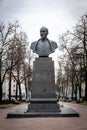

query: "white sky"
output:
0 0 87 41
0 0 87 74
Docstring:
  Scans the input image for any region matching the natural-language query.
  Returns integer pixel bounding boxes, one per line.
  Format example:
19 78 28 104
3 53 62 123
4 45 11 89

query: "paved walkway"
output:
0 102 87 130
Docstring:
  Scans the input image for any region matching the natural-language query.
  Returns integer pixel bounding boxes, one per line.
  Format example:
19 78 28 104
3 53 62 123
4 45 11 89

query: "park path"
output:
0 102 87 130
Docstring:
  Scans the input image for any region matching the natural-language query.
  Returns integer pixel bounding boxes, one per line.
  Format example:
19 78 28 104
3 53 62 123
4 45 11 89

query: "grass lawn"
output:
71 101 87 106
0 102 26 108
80 101 87 105
0 104 15 108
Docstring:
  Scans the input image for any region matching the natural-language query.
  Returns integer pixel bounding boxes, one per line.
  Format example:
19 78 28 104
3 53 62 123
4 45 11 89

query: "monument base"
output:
7 106 79 118
27 98 60 112
28 103 60 112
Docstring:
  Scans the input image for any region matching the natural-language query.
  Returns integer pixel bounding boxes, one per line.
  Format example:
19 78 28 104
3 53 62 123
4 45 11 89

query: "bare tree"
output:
68 14 87 100
0 21 19 103
58 29 84 100
57 14 87 101
0 21 32 103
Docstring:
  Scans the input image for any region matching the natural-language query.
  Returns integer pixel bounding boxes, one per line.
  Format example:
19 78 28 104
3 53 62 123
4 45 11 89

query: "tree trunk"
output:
25 79 27 100
75 84 77 101
71 79 74 100
85 50 87 100
15 81 21 101
85 74 87 100
66 74 68 98
79 85 82 99
18 81 21 101
0 56 2 103
15 82 18 100
0 81 2 104
8 69 12 102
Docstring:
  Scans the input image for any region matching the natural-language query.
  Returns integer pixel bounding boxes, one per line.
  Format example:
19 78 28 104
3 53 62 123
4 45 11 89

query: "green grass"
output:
0 104 15 108
80 101 87 105
71 100 76 103
70 100 87 106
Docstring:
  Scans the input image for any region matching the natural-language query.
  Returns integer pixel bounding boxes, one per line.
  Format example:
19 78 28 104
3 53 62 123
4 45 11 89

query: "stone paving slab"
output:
0 102 87 130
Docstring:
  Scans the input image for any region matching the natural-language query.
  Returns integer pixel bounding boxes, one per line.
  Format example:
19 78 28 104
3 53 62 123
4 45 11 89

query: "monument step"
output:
7 107 79 118
28 98 59 103
28 103 60 111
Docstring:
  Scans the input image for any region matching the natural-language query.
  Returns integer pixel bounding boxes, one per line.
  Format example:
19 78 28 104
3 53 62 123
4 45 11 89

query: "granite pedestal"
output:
31 57 56 98
7 57 79 118
28 57 60 112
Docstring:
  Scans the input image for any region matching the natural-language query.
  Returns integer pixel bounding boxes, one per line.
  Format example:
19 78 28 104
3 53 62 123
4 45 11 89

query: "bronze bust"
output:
30 26 58 57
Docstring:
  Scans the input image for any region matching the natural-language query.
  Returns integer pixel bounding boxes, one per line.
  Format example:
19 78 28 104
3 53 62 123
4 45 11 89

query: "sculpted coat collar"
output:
35 38 53 52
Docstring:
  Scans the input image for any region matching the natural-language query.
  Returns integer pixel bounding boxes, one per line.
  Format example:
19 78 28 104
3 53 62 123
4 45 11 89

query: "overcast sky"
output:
0 0 87 41
0 0 87 70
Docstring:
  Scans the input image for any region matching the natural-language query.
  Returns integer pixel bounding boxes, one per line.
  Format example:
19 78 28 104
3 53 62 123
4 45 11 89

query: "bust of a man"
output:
30 26 58 57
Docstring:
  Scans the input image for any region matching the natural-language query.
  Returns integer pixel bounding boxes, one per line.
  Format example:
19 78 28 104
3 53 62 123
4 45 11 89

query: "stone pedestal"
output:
7 57 79 118
28 57 60 112
32 57 56 98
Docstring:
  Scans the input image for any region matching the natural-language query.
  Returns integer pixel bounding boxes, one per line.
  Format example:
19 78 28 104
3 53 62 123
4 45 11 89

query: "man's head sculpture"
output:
30 26 58 57
40 26 48 40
